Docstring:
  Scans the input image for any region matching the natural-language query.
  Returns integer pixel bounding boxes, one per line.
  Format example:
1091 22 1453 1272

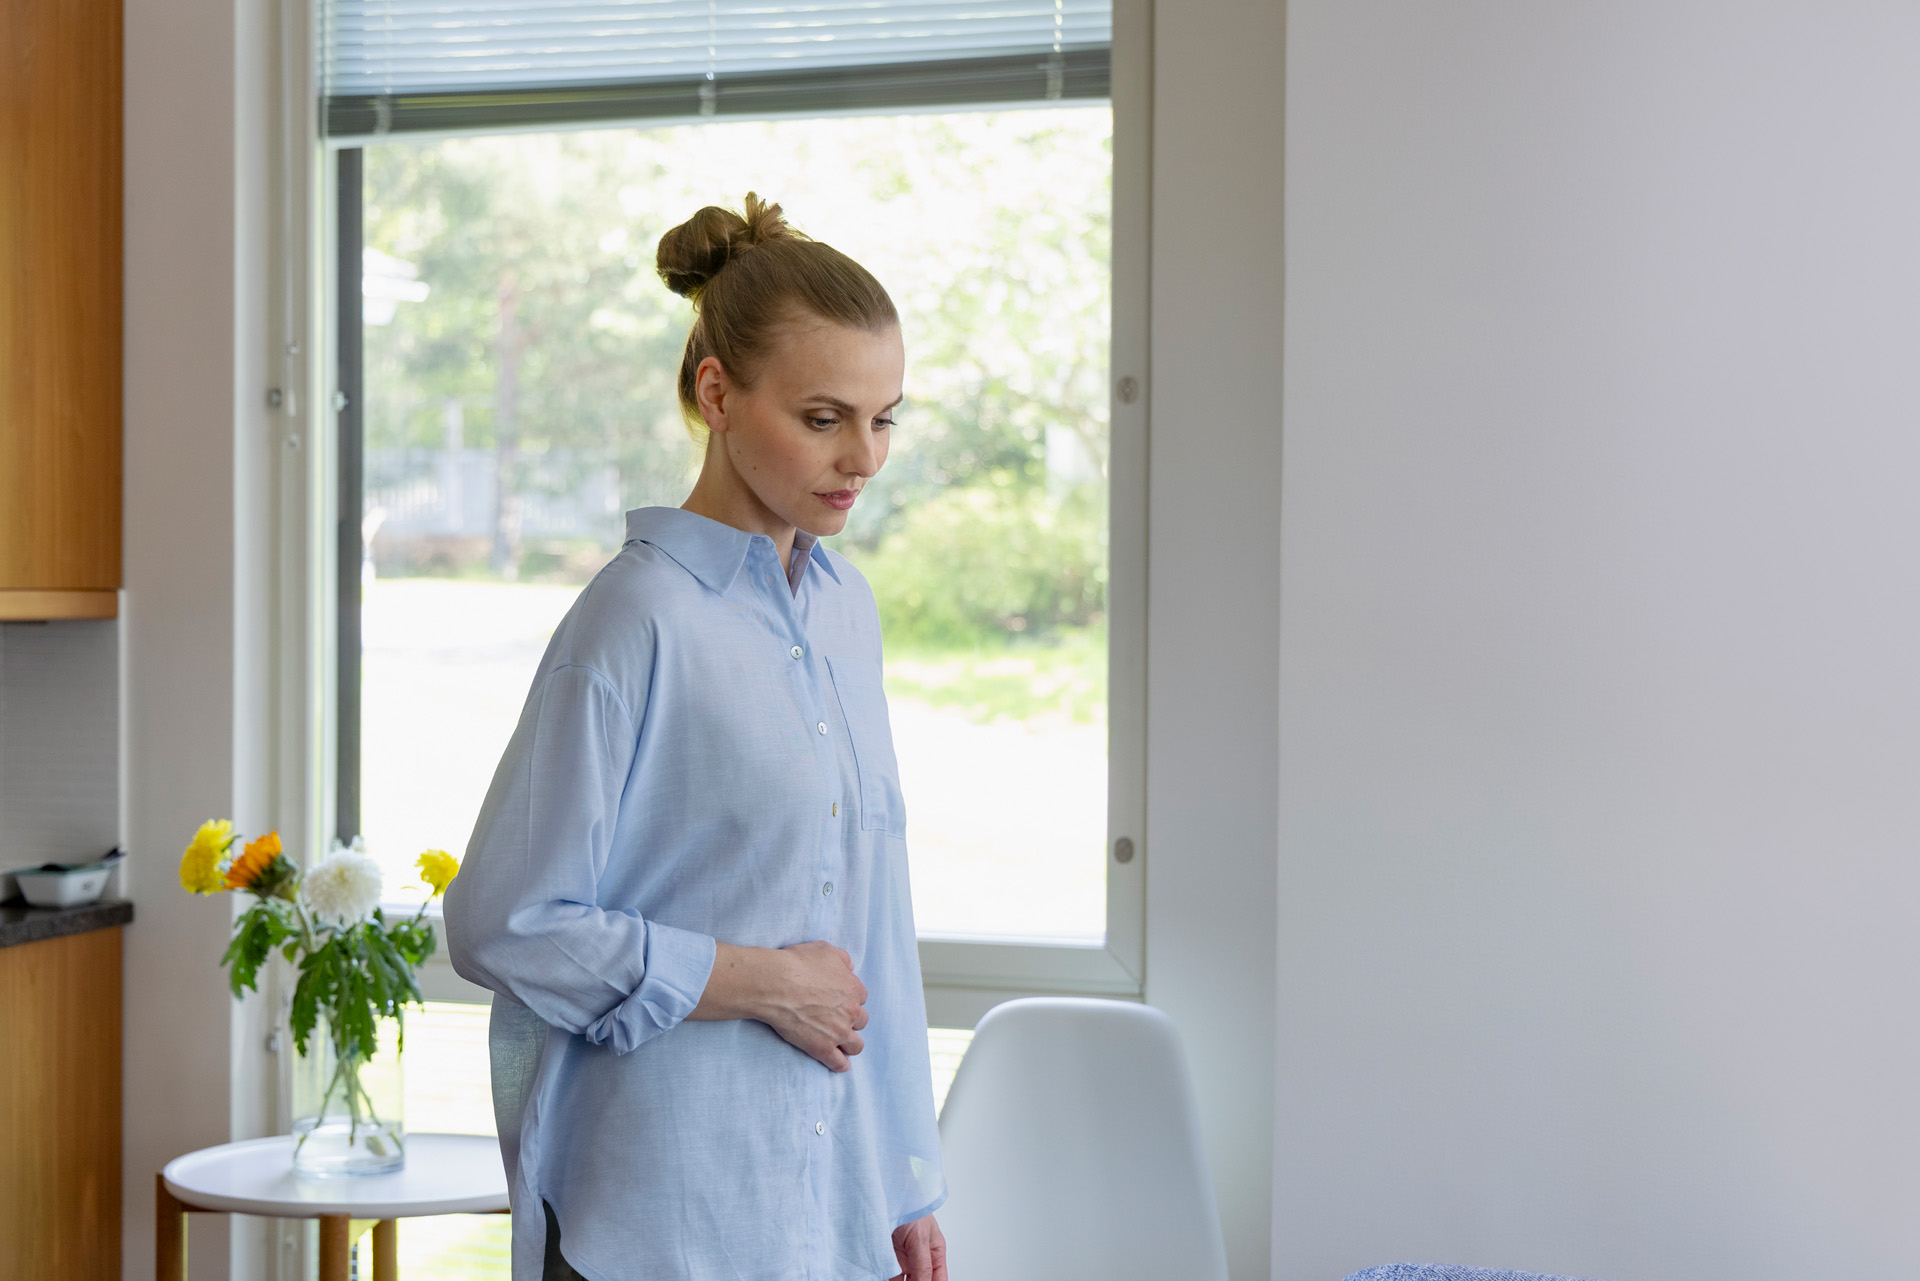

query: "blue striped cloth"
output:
1345 1267 1603 1281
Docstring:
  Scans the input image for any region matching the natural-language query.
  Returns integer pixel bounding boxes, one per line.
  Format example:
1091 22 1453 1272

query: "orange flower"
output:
224 831 284 891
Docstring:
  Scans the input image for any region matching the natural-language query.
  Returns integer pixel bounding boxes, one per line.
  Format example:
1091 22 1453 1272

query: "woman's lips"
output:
815 490 858 511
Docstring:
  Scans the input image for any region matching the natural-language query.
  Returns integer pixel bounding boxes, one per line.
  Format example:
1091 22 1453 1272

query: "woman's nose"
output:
840 429 879 478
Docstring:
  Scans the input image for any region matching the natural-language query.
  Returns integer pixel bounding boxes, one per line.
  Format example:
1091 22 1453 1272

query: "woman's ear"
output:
695 356 731 435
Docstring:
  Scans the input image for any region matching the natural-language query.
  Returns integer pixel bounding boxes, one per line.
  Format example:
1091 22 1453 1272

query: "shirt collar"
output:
625 507 842 595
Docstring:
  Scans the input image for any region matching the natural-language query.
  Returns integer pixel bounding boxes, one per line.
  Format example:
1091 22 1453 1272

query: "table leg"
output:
318 1214 352 1281
373 1218 398 1280
155 1175 187 1281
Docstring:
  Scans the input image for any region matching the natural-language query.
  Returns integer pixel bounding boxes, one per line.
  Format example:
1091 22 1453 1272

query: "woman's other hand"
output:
691 940 869 1071
890 1215 947 1281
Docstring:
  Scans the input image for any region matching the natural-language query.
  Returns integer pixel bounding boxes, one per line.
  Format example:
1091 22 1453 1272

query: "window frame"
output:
316 0 1151 1027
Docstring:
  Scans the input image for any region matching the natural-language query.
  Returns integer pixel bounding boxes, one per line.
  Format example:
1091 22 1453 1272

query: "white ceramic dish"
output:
12 863 113 908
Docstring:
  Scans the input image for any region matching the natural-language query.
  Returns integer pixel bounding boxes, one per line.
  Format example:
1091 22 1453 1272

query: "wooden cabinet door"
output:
0 928 124 1280
0 0 123 604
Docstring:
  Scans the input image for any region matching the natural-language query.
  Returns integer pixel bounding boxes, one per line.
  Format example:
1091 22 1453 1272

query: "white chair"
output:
936 997 1229 1281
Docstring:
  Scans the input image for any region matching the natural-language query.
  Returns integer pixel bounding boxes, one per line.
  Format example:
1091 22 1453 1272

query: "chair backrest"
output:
936 997 1229 1281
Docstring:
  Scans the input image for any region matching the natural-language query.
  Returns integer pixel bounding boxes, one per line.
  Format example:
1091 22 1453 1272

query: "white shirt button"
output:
815 1121 825 1135
822 882 833 896
817 721 828 735
790 645 804 659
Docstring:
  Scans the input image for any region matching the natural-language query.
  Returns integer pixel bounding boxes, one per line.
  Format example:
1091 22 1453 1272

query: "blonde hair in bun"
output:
656 193 897 436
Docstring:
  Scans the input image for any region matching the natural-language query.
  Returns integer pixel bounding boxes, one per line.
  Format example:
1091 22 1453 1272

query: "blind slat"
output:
322 0 1111 99
324 44 1109 137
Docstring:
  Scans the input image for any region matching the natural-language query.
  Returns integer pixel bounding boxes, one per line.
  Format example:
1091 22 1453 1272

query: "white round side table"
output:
158 1132 509 1281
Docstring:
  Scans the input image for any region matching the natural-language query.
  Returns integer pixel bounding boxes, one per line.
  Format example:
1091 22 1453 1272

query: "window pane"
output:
403 1000 497 1135
927 1026 974 1115
359 111 1111 943
398 1003 505 1277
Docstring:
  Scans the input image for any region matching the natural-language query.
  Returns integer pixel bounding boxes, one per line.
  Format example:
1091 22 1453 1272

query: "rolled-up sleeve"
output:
446 661 716 1054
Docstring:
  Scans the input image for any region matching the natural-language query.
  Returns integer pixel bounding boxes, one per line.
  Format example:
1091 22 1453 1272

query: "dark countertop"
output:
0 898 133 949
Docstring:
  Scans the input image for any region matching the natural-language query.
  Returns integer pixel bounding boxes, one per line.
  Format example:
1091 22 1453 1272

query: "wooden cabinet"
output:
0 0 123 620
0 924 125 1280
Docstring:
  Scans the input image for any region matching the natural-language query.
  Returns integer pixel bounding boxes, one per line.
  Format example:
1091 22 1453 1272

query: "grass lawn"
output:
884 627 1107 725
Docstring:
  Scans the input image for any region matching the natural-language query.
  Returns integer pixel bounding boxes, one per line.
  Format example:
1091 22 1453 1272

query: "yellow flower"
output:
224 831 282 891
179 819 235 895
416 849 460 897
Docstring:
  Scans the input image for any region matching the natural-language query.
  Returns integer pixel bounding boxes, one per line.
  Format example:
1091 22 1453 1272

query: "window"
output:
327 1 1147 1020
281 7 1151 1275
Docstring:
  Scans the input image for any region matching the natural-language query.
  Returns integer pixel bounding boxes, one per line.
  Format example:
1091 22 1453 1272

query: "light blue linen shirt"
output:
445 507 946 1281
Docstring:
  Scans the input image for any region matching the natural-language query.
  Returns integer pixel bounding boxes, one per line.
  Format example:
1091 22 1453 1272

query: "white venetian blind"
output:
321 0 1112 137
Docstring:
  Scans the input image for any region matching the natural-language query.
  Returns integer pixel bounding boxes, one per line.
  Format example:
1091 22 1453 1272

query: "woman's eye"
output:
874 417 895 432
805 416 837 430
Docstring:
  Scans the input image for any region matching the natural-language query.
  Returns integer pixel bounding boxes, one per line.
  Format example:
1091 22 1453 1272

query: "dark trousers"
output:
544 1200 586 1281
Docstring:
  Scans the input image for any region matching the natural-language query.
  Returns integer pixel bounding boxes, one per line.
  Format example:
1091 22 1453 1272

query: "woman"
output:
446 194 948 1281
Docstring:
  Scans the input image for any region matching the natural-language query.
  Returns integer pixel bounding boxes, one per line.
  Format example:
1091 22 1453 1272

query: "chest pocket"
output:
825 656 907 838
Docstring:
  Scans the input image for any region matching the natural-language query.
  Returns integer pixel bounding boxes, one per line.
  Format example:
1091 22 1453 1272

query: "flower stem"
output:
297 1044 353 1160
290 898 320 955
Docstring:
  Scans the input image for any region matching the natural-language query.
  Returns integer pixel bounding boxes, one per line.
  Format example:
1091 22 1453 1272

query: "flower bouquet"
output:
179 822 459 1175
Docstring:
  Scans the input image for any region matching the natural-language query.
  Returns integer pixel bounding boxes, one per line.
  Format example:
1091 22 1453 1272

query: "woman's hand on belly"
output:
688 939 870 1072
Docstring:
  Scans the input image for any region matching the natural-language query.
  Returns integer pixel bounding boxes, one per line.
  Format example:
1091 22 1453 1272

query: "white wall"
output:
1147 2 1286 1277
0 619 119 872
1278 5 1920 1279
123 0 275 1274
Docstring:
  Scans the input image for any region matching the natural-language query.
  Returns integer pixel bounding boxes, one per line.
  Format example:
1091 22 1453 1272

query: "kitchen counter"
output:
0 897 133 949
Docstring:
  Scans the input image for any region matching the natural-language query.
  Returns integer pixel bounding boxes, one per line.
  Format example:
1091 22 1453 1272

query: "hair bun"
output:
656 192 797 299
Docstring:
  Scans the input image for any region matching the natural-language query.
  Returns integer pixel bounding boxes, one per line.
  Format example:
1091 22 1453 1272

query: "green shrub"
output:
849 482 1106 647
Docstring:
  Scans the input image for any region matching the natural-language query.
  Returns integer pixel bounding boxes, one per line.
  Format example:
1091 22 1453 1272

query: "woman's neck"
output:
681 451 797 572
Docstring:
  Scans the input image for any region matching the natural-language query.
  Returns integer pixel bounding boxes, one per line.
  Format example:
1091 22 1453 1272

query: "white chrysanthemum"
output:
301 850 385 928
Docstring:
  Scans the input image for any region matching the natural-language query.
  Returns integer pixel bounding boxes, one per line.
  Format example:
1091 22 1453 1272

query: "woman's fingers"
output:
852 1005 870 1032
891 1218 934 1281
927 1217 948 1281
799 1018 862 1071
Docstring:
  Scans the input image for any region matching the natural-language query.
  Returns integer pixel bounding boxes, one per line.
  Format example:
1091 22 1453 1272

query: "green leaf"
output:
233 901 432 1067
289 959 323 1055
221 902 293 998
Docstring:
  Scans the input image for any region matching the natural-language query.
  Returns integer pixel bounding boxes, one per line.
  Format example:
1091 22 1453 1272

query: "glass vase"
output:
291 1010 405 1176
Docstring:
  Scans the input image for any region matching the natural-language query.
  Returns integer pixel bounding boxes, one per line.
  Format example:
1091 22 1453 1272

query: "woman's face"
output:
696 318 904 539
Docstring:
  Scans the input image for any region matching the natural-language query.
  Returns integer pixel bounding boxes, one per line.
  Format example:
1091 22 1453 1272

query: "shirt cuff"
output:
584 922 717 1054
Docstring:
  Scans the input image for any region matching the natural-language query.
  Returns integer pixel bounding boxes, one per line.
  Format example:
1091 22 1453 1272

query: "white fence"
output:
366 448 623 542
